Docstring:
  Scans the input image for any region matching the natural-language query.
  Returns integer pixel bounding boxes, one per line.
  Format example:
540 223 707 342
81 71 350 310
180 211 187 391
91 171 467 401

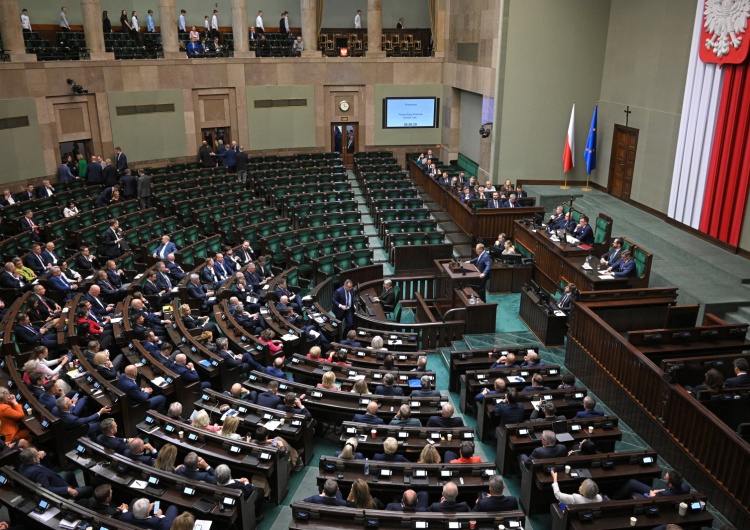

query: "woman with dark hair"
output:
691 368 725 394
259 329 283 355
102 11 112 34
346 478 383 509
120 9 131 33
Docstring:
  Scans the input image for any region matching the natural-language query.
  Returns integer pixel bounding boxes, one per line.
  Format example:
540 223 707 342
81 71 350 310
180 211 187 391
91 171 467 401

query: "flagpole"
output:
582 101 597 192
582 169 593 191
560 171 570 190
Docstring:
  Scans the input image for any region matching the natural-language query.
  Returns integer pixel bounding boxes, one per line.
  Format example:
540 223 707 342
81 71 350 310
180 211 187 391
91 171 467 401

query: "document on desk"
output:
130 479 148 490
194 520 213 530
598 274 616 280
264 420 281 431
110 317 123 324
506 376 526 383
582 263 593 270
28 507 60 522
553 310 566 317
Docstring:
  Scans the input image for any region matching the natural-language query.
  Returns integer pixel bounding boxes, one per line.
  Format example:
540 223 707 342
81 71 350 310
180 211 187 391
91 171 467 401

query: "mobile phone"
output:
152 501 160 514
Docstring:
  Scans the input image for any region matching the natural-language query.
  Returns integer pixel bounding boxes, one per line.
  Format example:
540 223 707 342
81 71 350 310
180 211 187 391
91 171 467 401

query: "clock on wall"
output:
339 100 350 112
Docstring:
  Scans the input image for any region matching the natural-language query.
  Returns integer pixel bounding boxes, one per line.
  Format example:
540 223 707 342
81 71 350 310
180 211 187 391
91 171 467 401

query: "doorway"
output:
332 123 358 168
202 127 231 150
59 140 90 177
607 125 638 200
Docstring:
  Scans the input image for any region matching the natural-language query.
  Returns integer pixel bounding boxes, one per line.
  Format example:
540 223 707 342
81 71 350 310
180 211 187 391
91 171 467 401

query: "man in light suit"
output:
152 235 178 259
606 250 636 278
467 243 491 302
332 279 355 333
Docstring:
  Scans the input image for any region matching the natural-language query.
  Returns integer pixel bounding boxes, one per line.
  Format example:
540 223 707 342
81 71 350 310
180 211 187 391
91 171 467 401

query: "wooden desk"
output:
519 285 567 346
520 450 662 514
435 259 480 304
339 421 468 459
513 221 630 293
489 262 533 293
448 345 540 392
495 417 622 475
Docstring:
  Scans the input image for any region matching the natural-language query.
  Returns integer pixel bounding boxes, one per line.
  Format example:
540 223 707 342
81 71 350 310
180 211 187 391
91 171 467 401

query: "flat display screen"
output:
383 98 439 128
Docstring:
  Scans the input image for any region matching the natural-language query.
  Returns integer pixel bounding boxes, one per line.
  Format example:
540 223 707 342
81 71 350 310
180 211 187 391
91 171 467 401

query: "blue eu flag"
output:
584 103 597 175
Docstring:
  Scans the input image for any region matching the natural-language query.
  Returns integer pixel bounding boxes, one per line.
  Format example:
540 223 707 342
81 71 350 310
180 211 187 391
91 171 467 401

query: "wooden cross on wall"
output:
624 106 632 127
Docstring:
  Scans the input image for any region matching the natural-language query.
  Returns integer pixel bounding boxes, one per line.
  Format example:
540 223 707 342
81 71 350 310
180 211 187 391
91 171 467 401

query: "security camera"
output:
479 123 493 138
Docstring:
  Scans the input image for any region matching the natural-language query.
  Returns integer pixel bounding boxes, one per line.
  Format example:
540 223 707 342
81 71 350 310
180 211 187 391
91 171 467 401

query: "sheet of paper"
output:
598 274 616 280
130 479 148 490
264 420 281 431
28 507 60 522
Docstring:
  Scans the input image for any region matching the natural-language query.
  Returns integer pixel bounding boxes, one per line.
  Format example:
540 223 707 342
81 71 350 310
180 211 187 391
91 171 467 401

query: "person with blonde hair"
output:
375 437 410 462
220 416 243 440
318 371 340 390
418 442 441 464
346 478 384 508
192 409 221 433
169 511 196 530
336 437 364 459
307 345 321 360
153 443 177 471
351 378 370 394
369 336 386 350
550 470 602 504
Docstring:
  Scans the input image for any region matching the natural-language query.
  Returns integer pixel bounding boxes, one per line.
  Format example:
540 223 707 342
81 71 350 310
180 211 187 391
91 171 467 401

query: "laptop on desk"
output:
552 420 575 443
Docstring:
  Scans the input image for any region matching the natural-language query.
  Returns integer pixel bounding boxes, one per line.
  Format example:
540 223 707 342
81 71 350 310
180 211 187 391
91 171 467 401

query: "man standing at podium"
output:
467 244 491 302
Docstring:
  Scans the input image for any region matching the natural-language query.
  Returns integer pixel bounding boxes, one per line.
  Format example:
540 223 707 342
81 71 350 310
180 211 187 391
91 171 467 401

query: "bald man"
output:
352 401 384 424
116 365 166 412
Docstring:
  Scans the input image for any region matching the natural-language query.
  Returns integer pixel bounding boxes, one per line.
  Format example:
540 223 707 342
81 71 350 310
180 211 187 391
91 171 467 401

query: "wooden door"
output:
332 123 358 168
607 125 638 200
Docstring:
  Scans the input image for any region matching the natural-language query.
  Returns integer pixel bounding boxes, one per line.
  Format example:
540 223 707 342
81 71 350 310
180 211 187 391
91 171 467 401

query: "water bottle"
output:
469 294 476 305
364 458 369 476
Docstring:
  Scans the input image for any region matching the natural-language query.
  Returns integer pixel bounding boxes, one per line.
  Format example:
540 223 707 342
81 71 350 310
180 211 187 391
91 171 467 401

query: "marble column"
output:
367 0 385 57
231 0 252 58
158 0 181 59
81 0 113 60
300 0 321 57
433 0 447 58
0 0 36 62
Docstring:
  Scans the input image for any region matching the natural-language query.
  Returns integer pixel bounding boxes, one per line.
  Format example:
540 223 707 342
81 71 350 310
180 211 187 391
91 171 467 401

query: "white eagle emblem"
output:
704 0 750 58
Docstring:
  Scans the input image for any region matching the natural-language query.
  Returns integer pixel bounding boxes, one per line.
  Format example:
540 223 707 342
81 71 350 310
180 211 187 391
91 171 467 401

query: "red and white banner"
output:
699 0 750 66
563 104 575 173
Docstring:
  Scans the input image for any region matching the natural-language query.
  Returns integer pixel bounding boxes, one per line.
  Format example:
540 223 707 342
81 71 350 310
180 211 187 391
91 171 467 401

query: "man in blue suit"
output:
116 365 166 412
54 395 110 435
352 401 384 424
374 373 404 396
332 279 355 333
572 215 594 245
175 451 216 483
120 497 178 530
264 357 291 380
467 243 491 302
96 418 130 452
187 273 216 311
575 396 605 418
114 147 128 174
19 448 93 499
606 250 636 278
13 313 58 352
48 266 78 300
171 353 211 389
151 235 178 259
303 479 347 506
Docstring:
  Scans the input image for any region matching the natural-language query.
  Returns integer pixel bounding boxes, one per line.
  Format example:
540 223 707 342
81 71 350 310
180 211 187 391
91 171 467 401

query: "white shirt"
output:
131 15 139 31
256 15 264 30
354 13 361 29
60 11 69 29
204 19 210 32
21 14 31 31
284 16 290 32
179 14 186 32
211 14 218 30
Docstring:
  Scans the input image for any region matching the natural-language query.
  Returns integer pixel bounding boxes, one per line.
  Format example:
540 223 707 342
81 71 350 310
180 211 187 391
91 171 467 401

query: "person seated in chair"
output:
474 476 519 512
120 497 179 529
476 377 507 402
518 430 567 466
612 470 689 500
340 330 362 348
448 441 482 464
605 249 636 278
372 279 395 312
530 401 566 422
725 358 750 388
303 478 347 506
175 451 215 483
374 373 403 396
522 373 551 392
572 215 594 245
429 482 470 512
386 489 429 512
373 437 410 462
390 404 421 427
426 403 463 428
411 375 441 398
352 401 384 424
575 396 605 418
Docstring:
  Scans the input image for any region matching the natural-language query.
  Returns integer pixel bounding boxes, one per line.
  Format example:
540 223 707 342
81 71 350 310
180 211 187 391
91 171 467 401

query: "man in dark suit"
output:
599 237 623 267
303 479 347 506
529 401 566 422
556 283 577 312
1 263 28 291
332 279 355 333
372 279 395 312
606 250 636 278
467 243 491 302
164 254 186 280
487 192 502 209
116 365 166 412
102 159 118 187
120 497 178 530
124 437 158 465
18 184 35 201
215 337 264 373
187 273 215 310
275 277 302 311
493 388 525 426
48 266 78 300
214 464 262 511
572 215 594 245
503 194 520 208
14 312 58 351
575 396 604 418
264 357 291 380
84 284 114 317
725 358 750 388
136 169 151 209
352 401 384 424
426 403 464 427
612 470 689 500
24 243 48 275
75 245 100 273
55 395 109 434
411 375 442 397
35 179 55 198
95 418 130 452
386 489 429 512
172 353 210 389
19 448 93 499
236 146 249 183
114 147 128 174
276 392 312 419
429 482 471 512
256 380 282 408
374 373 404 396
519 430 568 465
19 211 41 242
119 169 137 199
86 484 128 517
474 476 519 512
86 156 103 185
340 330 362 347
104 219 124 258
42 242 62 267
